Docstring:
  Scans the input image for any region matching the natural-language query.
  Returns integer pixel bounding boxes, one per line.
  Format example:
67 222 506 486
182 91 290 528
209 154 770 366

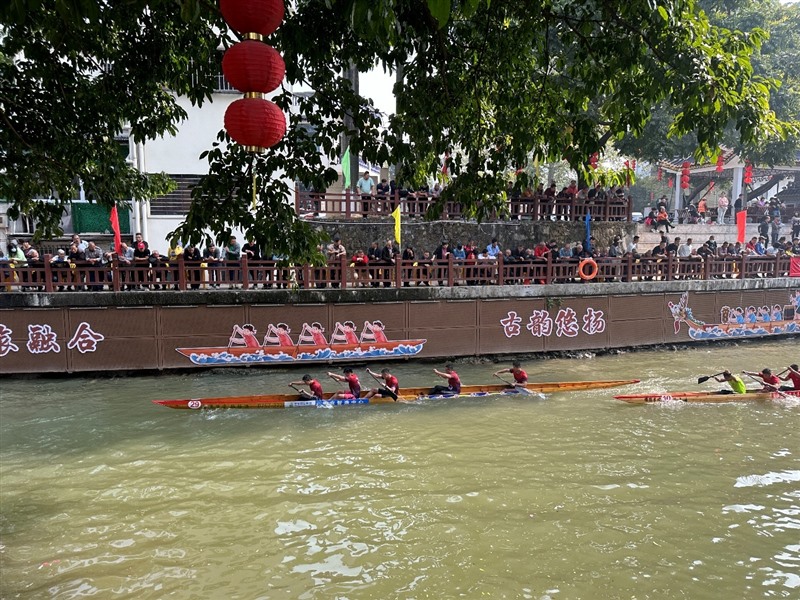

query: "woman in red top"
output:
430 365 461 395
289 374 324 400
778 364 800 391
743 368 781 392
494 361 528 387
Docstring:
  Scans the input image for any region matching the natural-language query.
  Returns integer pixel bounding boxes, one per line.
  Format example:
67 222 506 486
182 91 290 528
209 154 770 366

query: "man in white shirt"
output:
677 238 693 258
357 171 375 217
626 235 640 257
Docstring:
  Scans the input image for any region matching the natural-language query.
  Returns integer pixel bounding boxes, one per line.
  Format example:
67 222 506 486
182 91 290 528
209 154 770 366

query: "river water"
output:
1 338 798 599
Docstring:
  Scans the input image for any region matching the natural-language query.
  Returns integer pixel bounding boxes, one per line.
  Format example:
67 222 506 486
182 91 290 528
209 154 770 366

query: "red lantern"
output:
716 153 724 173
225 97 286 149
657 168 663 181
223 40 285 94
220 0 284 36
668 178 673 188
744 162 753 185
680 161 691 189
589 152 599 170
709 181 715 190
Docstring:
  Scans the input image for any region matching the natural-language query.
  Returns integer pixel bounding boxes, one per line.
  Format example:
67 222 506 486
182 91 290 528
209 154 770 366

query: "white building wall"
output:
139 91 295 251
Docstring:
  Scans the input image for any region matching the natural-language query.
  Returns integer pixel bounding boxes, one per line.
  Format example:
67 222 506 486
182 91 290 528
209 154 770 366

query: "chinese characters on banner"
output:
0 322 105 357
501 307 606 339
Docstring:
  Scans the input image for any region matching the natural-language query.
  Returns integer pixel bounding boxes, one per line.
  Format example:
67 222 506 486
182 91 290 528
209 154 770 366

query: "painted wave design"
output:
188 342 425 366
688 321 798 340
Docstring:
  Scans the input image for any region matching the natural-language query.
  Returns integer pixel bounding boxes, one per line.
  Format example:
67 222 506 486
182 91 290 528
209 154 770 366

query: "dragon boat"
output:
153 379 640 410
614 389 800 404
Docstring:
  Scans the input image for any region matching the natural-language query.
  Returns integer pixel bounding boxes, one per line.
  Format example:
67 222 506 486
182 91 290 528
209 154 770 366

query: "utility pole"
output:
340 62 360 191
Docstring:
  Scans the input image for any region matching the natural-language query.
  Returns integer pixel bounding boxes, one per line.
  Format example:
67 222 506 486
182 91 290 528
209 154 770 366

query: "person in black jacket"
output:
757 215 770 240
183 246 202 289
380 239 399 287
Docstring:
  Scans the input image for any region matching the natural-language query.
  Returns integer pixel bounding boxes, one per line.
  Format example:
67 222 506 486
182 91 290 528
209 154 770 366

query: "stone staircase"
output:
632 223 768 250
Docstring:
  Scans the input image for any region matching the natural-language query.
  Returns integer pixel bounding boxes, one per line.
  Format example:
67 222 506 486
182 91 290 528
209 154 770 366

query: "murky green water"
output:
1 339 799 599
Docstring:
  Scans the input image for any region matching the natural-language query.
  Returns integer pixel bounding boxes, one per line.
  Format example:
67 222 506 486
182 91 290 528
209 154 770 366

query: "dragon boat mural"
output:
176 319 426 366
669 291 800 340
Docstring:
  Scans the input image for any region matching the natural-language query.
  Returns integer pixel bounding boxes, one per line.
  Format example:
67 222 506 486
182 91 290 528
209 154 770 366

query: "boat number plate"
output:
188 400 202 409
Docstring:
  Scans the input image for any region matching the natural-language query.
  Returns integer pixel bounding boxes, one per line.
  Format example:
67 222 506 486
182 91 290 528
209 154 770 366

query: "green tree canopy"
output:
2 0 797 258
614 0 800 164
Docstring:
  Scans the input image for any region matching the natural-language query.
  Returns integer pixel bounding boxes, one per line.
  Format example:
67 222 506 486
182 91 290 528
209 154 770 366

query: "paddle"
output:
741 371 792 400
493 373 535 396
697 372 725 384
368 369 398 401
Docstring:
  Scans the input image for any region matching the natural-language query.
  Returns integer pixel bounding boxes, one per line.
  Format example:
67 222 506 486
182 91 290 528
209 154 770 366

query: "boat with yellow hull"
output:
154 379 640 410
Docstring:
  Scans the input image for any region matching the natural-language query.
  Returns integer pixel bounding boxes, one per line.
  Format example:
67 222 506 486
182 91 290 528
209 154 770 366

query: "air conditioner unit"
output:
0 213 8 228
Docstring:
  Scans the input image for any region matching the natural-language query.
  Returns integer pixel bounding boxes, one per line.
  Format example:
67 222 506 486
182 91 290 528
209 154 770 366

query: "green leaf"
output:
427 0 451 28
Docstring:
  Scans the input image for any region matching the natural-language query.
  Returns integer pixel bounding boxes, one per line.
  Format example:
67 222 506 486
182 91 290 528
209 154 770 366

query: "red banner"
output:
790 257 800 278
736 210 747 244
109 206 122 255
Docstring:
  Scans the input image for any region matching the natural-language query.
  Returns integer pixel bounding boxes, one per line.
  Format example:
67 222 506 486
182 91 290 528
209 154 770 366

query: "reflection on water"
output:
1 338 798 598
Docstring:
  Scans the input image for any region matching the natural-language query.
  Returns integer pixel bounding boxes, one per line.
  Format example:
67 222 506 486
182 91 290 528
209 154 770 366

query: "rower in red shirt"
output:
778 364 800 391
494 361 528 388
364 367 399 400
742 368 781 392
430 364 461 396
327 367 362 399
289 374 324 400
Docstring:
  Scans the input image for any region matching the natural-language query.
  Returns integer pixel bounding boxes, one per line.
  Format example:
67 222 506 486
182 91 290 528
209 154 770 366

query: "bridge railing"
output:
295 190 633 222
1 254 794 292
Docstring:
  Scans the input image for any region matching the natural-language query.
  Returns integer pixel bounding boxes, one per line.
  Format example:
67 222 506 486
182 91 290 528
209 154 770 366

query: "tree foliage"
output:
615 0 800 164
2 0 798 257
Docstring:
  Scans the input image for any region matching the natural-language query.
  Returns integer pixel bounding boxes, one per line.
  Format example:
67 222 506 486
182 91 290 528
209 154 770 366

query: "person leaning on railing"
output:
50 249 70 290
84 241 106 291
183 245 202 290
67 242 86 290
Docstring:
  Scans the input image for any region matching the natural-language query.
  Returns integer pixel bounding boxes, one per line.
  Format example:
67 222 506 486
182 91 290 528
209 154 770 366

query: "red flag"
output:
109 206 122 255
736 210 747 244
790 257 800 278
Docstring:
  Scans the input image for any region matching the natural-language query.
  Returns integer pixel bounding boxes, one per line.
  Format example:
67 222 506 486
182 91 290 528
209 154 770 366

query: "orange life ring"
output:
578 258 598 280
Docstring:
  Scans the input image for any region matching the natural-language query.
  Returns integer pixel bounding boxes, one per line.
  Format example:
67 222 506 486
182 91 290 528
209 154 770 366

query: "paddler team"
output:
711 366 799 394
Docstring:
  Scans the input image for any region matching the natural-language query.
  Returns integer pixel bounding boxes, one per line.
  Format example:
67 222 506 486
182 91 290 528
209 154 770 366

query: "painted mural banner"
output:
669 290 800 340
175 320 426 366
